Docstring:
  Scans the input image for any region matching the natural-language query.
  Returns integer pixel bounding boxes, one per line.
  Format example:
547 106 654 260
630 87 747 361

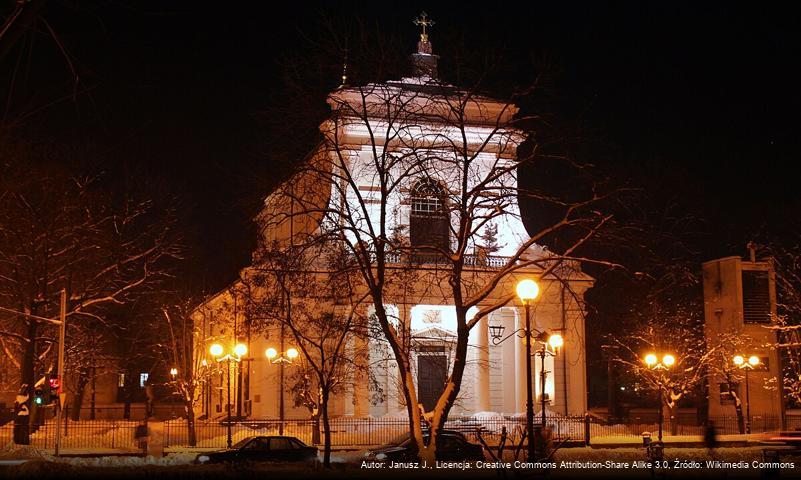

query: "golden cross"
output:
413 11 435 38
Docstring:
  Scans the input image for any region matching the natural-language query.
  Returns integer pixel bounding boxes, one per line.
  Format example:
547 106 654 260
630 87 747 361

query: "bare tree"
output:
0 142 182 443
257 33 618 461
758 242 801 406
159 297 214 446
242 240 370 467
706 334 756 433
606 310 719 435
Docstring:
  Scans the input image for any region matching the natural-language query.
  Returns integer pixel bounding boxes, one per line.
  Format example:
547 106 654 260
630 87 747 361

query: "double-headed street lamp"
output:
489 279 564 463
266 346 299 435
210 342 248 448
733 354 760 434
643 352 676 441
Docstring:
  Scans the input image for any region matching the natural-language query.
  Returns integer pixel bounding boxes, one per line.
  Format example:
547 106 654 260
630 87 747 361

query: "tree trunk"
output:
321 389 331 468
732 393 745 435
312 413 321 445
13 320 37 445
185 400 197 447
70 371 89 422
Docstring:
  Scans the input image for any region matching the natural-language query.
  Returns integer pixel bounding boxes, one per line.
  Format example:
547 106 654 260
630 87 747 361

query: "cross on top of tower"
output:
414 11 435 38
413 11 435 55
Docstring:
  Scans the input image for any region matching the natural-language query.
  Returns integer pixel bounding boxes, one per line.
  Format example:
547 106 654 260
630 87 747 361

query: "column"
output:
477 316 491 412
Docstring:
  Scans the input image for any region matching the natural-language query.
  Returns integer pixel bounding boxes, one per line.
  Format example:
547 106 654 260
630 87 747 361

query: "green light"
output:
34 397 43 405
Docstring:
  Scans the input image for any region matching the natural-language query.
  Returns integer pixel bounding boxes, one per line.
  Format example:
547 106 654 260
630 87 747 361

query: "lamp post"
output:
643 352 675 442
488 279 563 462
266 346 299 435
733 354 760 434
210 342 247 448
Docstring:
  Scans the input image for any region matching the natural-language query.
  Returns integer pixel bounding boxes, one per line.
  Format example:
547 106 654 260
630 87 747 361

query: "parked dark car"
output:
363 430 485 462
194 436 318 464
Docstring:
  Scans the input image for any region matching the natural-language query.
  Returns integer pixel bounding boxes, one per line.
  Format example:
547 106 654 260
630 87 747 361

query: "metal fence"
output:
0 419 144 451
592 415 790 438
163 414 801 449
162 415 587 448
1 414 798 452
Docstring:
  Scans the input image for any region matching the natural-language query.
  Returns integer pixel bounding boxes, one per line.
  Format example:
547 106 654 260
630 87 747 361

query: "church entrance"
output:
417 354 447 412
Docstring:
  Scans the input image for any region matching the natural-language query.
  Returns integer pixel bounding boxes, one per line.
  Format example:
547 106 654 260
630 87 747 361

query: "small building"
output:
703 247 784 420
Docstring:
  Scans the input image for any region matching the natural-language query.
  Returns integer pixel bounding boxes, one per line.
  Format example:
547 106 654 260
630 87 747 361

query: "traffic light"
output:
32 375 59 406
48 375 60 405
33 386 45 405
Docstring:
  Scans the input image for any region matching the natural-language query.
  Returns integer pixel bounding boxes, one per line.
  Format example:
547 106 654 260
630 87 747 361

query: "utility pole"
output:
55 289 66 456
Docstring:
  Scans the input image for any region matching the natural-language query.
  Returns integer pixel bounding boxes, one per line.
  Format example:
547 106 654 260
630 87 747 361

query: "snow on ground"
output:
589 434 752 445
553 446 768 463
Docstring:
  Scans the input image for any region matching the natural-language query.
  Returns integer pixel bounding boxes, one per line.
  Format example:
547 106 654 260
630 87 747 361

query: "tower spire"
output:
413 11 435 55
410 11 438 78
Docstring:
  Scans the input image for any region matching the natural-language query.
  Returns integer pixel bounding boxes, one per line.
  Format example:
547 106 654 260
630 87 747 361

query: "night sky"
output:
2 1 800 294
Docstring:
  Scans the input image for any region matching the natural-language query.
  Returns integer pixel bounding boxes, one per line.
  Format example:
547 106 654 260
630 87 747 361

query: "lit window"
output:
118 373 125 388
139 373 149 388
409 178 449 250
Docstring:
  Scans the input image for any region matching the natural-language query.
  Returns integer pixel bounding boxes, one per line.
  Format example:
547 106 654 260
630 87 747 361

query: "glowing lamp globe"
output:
287 347 299 360
210 343 224 357
234 343 248 357
548 333 564 350
516 279 540 302
169 368 178 377
265 348 278 360
748 355 760 366
644 354 658 366
662 354 675 367
733 355 745 366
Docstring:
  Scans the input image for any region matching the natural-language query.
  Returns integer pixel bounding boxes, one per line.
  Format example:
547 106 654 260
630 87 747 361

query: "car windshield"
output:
231 437 253 449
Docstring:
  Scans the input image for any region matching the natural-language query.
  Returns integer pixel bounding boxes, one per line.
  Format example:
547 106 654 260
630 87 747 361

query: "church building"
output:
193 16 592 423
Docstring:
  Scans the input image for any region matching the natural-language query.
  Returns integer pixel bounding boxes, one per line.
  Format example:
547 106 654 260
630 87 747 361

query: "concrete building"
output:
703 248 784 420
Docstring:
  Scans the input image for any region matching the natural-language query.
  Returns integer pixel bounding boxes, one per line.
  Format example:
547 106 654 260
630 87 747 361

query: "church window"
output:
409 178 449 250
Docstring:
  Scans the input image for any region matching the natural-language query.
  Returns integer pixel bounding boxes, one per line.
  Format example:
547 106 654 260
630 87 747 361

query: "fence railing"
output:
163 414 800 449
384 252 512 268
0 419 144 451
162 415 587 449
1 414 797 452
594 415 789 438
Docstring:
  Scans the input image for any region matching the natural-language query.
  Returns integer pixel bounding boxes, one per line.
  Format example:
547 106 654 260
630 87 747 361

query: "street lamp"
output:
643 352 675 441
489 278 563 462
266 346 299 435
169 368 178 378
210 342 247 448
733 354 760 434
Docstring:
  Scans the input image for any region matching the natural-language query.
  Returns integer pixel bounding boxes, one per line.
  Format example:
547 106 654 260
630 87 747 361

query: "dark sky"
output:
3 1 801 293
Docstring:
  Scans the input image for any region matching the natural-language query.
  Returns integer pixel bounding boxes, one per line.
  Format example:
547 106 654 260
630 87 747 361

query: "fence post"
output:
584 413 591 445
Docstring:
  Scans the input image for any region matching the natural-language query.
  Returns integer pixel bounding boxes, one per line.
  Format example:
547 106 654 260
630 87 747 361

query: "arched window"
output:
409 178 449 250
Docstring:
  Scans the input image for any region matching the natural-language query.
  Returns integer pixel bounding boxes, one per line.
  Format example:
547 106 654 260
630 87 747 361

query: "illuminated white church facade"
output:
193 25 592 422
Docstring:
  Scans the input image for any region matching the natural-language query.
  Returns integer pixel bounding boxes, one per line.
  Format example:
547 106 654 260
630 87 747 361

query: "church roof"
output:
328 12 519 127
